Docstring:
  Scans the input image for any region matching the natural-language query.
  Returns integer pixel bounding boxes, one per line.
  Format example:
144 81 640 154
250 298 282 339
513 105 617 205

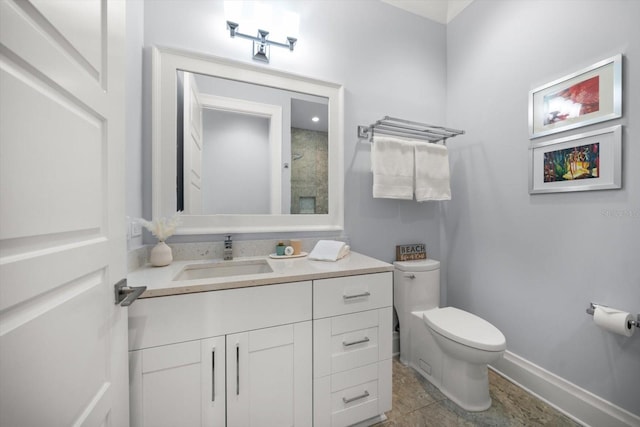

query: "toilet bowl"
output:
394 260 506 412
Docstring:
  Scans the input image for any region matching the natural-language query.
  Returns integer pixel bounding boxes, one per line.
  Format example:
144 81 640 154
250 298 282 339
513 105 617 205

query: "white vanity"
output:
127 252 393 427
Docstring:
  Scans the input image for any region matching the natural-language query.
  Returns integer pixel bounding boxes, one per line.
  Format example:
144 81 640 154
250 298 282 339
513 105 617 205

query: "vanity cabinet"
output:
312 272 393 427
128 281 312 427
127 254 394 427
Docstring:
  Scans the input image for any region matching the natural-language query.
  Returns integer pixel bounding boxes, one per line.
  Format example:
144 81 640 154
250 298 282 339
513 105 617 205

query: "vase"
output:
150 241 173 267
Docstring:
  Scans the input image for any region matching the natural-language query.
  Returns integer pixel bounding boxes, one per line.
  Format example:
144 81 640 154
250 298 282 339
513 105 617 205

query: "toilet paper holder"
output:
586 302 639 328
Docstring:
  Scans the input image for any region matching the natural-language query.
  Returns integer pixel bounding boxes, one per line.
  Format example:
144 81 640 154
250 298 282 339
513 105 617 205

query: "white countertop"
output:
128 251 393 298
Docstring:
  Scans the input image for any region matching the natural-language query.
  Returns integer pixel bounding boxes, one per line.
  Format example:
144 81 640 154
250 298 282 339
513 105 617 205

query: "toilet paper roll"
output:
284 246 295 256
593 305 635 337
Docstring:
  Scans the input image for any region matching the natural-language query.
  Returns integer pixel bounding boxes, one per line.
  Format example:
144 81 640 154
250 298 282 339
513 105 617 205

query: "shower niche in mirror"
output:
153 46 343 234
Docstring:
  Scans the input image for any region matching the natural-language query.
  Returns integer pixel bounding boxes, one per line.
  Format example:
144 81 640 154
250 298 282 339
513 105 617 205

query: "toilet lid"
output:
423 307 506 352
394 259 440 272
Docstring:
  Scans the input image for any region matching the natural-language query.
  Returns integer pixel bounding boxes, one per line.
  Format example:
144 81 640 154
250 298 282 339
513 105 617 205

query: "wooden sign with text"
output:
396 244 427 261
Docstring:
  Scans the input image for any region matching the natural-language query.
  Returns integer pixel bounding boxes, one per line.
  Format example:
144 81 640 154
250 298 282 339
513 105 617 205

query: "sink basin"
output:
173 259 273 281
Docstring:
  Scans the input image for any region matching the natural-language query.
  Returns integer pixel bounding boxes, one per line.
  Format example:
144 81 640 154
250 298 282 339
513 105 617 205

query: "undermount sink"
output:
173 259 273 281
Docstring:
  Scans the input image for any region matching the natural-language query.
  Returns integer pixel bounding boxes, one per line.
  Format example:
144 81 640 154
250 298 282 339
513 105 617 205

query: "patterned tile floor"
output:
373 359 583 426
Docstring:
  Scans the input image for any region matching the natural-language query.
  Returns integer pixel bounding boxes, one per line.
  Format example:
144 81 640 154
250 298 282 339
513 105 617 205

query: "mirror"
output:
177 71 329 215
152 46 344 234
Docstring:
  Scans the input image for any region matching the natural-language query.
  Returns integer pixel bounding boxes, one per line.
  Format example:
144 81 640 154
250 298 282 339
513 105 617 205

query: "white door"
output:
0 1 128 426
183 72 203 214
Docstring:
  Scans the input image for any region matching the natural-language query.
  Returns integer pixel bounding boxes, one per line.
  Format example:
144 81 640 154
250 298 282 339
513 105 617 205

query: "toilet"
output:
394 259 506 412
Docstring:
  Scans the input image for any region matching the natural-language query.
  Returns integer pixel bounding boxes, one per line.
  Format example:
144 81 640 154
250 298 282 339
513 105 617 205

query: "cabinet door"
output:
130 336 225 427
227 322 312 427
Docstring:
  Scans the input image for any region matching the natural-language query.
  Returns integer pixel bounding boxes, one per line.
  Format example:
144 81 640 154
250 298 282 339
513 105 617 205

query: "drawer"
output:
315 310 380 377
313 272 392 319
332 380 378 427
314 361 391 427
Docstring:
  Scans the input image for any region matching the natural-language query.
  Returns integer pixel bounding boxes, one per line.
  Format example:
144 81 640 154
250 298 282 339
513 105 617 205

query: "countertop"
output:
128 251 393 298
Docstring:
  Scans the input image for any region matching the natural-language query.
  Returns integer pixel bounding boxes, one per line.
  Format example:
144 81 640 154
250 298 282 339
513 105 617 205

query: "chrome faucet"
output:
223 235 233 260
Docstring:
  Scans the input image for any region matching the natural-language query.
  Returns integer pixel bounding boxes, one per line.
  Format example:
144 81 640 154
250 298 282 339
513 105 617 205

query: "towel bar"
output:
358 116 464 143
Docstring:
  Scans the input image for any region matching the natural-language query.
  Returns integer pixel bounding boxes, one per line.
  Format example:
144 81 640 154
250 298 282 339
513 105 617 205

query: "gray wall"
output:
446 0 640 416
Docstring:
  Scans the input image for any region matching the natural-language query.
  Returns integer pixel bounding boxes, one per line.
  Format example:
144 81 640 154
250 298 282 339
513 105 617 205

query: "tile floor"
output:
373 359 583 426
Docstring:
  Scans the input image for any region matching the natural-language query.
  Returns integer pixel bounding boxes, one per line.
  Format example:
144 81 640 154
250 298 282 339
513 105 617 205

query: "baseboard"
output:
490 351 640 427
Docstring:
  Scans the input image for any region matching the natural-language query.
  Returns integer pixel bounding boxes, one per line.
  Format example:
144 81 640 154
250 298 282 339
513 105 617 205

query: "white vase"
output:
150 241 173 267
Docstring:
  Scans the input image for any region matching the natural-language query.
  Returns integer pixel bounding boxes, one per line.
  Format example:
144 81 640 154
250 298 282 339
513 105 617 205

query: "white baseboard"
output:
490 350 640 427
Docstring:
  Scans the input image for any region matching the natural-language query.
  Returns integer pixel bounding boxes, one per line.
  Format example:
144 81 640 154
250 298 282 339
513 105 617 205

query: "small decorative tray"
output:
269 252 308 259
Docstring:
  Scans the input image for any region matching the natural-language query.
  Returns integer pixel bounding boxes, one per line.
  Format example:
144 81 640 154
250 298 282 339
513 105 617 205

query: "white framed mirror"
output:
152 46 344 234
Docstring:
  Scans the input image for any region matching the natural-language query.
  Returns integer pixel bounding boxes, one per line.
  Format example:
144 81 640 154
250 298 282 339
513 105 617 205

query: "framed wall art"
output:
529 125 621 194
529 54 622 139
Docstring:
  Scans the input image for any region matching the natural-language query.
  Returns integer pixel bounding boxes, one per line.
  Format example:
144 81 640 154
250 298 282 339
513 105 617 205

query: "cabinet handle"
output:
211 348 216 402
343 291 371 300
343 390 370 404
236 343 240 396
343 336 370 347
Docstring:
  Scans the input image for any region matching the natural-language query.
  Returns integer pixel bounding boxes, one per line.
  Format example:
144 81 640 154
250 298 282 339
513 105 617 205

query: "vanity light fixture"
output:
226 20 297 63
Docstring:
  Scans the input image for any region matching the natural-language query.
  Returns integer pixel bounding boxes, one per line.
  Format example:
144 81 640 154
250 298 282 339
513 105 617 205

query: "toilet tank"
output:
394 259 441 314
393 259 441 364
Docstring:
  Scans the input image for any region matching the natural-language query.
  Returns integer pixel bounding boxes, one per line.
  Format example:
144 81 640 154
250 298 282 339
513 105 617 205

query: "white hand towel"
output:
308 240 350 262
371 136 415 200
414 143 451 201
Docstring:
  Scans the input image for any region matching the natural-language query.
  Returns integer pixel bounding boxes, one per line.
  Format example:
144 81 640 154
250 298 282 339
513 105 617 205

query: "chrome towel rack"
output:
358 116 465 144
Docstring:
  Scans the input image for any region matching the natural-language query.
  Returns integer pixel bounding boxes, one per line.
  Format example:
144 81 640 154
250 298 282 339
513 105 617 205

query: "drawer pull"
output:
343 291 371 300
343 337 370 347
343 390 370 404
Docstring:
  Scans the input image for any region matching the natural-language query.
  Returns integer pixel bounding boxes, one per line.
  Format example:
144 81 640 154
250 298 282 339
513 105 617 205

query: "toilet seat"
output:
423 307 506 352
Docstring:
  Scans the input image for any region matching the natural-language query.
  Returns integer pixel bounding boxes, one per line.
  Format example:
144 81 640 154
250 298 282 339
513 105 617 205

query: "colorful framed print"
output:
529 125 621 194
529 54 622 139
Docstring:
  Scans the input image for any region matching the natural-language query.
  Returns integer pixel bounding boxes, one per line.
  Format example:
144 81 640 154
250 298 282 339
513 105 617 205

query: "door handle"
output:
114 279 147 306
236 343 240 396
212 348 216 402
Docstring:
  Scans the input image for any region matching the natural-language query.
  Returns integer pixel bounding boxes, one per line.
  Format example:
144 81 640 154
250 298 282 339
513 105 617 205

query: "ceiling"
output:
380 0 474 24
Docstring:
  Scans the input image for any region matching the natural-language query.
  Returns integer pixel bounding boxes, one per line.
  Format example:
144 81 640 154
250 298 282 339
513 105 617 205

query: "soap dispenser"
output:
224 235 233 260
